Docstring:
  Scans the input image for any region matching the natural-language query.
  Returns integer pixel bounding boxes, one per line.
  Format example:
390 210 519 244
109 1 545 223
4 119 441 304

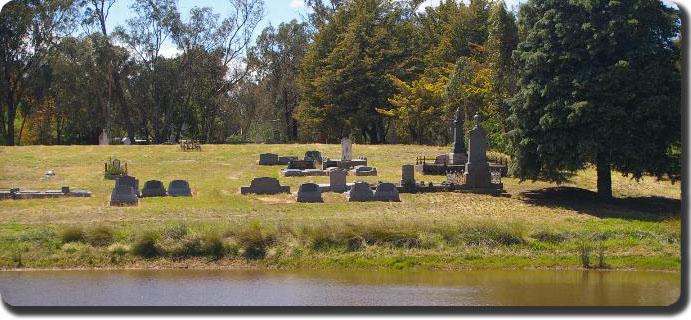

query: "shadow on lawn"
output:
519 187 681 221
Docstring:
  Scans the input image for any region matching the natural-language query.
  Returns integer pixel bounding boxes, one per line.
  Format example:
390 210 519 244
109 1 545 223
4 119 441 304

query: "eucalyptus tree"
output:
251 20 310 141
0 0 77 145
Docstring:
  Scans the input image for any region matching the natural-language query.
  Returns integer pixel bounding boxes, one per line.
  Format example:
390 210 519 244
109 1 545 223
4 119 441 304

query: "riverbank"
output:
0 144 682 271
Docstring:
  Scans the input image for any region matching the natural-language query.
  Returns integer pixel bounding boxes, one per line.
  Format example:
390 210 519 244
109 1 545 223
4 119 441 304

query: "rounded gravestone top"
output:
474 112 482 126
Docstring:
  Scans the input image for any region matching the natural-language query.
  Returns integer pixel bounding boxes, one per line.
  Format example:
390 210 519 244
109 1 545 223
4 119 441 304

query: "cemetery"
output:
0 142 681 272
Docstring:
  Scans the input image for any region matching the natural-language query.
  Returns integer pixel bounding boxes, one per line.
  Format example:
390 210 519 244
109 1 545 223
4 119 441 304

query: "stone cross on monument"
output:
464 112 492 189
449 107 467 165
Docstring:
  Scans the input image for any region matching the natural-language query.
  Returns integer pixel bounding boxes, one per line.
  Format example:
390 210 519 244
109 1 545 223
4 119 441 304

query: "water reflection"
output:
0 269 680 306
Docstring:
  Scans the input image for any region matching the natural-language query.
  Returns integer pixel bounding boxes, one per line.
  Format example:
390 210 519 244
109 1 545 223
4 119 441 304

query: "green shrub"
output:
59 227 85 243
236 228 273 260
579 240 592 268
86 226 113 246
166 238 201 259
530 230 568 243
163 223 188 240
131 232 159 258
201 233 224 258
225 135 249 144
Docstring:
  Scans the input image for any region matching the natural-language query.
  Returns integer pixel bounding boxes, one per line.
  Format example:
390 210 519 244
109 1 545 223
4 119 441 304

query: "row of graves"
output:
258 138 378 178
109 176 193 206
105 159 192 206
242 110 507 202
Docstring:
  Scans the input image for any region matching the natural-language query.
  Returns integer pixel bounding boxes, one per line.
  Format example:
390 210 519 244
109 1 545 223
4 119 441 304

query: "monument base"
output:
449 153 467 165
464 162 492 189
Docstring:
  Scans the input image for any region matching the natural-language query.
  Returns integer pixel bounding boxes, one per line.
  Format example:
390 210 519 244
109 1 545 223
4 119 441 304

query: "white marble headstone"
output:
341 138 352 161
99 129 109 146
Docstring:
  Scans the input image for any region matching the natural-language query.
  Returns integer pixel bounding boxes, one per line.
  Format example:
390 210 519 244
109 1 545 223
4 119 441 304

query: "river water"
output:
0 269 680 306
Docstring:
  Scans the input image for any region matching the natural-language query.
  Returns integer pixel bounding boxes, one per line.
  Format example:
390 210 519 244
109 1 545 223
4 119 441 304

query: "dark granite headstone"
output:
346 182 374 202
240 177 291 195
141 180 167 197
168 180 192 197
296 183 323 203
110 185 138 206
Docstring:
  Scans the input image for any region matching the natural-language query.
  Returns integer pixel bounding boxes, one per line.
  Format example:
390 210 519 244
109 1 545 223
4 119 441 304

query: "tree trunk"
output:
113 72 135 143
5 103 16 146
596 152 613 199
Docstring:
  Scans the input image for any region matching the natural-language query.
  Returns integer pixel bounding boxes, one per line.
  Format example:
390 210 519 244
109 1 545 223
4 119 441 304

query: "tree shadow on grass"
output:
518 187 680 221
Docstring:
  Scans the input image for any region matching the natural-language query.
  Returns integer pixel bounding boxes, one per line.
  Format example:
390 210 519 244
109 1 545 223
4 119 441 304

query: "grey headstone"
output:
374 183 400 202
122 137 131 145
296 183 323 203
141 180 167 197
168 180 192 197
240 177 291 195
464 112 491 188
115 176 139 196
401 165 415 186
258 153 279 165
434 154 450 165
329 169 347 193
304 151 323 164
346 182 374 202
341 138 352 161
110 185 138 206
351 165 378 176
278 156 298 165
288 160 316 170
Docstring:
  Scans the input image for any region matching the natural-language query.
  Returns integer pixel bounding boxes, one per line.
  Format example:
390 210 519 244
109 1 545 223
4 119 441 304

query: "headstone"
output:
450 107 468 165
258 153 279 165
168 180 192 197
141 180 167 198
99 129 109 146
464 112 492 188
122 137 131 145
435 154 450 165
351 165 378 176
115 176 139 196
273 129 281 142
110 185 138 206
304 151 323 164
374 183 400 202
168 133 176 144
278 156 298 165
288 160 316 170
240 177 291 195
401 165 415 186
112 159 121 170
341 138 352 161
329 169 348 193
295 183 324 203
61 186 70 194
346 182 374 202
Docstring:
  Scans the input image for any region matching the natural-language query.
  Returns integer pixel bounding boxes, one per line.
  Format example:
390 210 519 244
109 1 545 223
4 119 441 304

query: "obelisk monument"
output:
449 107 467 165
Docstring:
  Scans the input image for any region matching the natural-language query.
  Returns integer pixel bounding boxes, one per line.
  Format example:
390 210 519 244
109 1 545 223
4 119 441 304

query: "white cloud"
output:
159 46 182 58
290 0 306 9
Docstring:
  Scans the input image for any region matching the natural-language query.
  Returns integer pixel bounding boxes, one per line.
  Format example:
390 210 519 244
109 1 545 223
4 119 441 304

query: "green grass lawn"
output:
0 144 681 271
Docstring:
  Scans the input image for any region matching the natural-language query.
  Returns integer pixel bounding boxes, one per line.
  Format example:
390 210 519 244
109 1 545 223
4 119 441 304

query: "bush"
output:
236 228 273 260
225 135 249 145
163 223 188 240
59 227 84 243
530 230 568 244
201 233 224 258
131 232 159 258
86 226 113 247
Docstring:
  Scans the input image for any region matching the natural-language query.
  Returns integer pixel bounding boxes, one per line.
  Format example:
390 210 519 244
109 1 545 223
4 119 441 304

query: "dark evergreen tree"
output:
508 0 681 198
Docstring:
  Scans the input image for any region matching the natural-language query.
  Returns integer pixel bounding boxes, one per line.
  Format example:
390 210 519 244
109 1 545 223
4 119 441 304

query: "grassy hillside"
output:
0 144 681 271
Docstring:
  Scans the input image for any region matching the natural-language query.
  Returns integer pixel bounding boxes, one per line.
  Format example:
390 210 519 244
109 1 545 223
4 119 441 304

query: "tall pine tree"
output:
509 0 681 199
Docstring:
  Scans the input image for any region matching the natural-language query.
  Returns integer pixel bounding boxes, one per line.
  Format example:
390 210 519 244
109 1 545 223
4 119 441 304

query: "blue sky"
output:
100 0 678 57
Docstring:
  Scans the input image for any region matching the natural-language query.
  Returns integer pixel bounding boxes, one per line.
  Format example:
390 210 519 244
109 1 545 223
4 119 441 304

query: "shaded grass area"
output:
0 144 682 271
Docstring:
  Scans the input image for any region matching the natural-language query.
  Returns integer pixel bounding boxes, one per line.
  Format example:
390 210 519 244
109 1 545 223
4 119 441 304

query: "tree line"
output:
0 0 681 197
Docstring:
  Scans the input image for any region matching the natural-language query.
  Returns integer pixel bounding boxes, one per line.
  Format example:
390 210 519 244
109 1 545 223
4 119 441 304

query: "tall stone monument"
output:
464 112 491 188
449 107 467 165
341 138 353 161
